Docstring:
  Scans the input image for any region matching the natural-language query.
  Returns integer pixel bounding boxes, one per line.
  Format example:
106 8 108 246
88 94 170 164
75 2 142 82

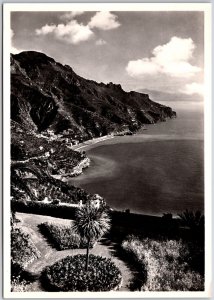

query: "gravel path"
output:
17 212 134 292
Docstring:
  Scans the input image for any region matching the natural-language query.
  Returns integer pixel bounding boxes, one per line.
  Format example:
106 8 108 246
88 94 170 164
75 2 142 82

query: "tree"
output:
178 210 204 230
72 203 111 271
178 210 204 240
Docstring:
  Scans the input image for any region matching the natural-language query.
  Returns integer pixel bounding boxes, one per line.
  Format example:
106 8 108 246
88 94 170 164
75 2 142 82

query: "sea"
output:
69 101 204 216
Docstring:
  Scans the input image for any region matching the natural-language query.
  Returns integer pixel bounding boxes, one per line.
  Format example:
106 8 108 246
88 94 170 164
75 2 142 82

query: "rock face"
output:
10 51 176 206
11 51 176 140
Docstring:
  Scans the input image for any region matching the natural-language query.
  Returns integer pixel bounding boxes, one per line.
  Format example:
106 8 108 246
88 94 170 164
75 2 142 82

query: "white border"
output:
3 3 212 298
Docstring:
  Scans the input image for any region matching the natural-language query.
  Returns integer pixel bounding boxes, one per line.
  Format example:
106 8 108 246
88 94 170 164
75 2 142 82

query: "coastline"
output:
71 134 115 151
52 135 115 181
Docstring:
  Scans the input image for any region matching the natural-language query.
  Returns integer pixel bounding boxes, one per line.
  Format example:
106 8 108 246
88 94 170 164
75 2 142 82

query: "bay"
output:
69 105 204 216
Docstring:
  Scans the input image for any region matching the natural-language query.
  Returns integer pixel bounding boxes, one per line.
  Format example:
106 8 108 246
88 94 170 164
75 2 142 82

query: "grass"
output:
122 235 204 291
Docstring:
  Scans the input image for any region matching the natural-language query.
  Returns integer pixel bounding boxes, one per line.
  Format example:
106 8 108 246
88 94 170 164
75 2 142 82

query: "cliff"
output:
10 51 176 206
11 51 176 140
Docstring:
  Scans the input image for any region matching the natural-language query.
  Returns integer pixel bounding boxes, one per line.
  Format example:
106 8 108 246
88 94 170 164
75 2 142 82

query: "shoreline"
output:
70 134 115 151
52 135 116 181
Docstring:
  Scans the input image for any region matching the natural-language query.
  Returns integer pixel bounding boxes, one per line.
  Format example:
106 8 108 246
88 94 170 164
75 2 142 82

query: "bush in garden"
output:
11 261 34 292
11 227 41 268
122 236 204 291
41 254 122 291
11 277 32 292
38 222 96 250
11 199 77 219
38 222 79 250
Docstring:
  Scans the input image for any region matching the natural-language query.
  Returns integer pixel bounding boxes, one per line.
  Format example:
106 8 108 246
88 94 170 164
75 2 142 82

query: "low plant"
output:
41 254 122 291
11 263 32 292
122 236 204 291
38 222 95 250
11 277 32 292
11 227 41 268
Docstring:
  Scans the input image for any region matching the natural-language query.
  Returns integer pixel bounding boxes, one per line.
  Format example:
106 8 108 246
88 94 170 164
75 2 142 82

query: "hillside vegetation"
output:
11 51 176 140
11 51 176 205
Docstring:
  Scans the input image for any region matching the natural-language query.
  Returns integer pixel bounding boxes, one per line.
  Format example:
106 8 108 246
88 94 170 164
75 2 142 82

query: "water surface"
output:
69 107 204 216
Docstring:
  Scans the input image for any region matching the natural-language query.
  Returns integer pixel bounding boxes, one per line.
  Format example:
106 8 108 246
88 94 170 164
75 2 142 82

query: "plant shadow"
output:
100 235 147 291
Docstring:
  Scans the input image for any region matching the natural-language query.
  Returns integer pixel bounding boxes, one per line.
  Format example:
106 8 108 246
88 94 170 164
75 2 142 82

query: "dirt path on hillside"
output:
17 213 135 292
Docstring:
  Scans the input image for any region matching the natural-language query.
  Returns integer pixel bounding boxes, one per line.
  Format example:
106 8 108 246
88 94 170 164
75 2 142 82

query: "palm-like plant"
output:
178 210 204 230
72 203 111 271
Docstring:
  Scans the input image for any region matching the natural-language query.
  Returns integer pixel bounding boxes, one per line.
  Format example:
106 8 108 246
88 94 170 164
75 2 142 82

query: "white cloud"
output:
35 11 120 45
89 11 120 30
181 82 204 95
35 20 94 44
60 11 85 20
126 58 160 76
36 24 56 35
126 37 201 78
95 39 107 46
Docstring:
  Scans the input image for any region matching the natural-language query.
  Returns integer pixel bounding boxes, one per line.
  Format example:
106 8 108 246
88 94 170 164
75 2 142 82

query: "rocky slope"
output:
11 51 176 140
10 51 176 205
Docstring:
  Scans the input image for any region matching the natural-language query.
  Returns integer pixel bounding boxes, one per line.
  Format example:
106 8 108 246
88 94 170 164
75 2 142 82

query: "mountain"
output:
11 51 176 140
10 51 176 206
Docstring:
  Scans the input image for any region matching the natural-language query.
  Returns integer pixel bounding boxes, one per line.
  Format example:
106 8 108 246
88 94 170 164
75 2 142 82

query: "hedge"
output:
11 200 76 220
38 222 95 250
41 254 122 291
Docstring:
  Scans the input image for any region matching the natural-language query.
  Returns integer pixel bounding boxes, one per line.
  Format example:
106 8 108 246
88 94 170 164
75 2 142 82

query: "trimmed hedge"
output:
41 254 122 291
38 222 95 250
11 200 76 220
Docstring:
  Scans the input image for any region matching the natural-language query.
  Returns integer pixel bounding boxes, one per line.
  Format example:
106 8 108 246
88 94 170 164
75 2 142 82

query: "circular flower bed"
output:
42 254 122 291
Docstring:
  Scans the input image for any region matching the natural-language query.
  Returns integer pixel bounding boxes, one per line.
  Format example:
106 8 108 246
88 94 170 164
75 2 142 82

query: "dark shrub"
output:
52 199 60 205
41 254 122 291
11 199 76 219
11 226 40 267
11 261 37 283
38 222 95 250
38 222 81 250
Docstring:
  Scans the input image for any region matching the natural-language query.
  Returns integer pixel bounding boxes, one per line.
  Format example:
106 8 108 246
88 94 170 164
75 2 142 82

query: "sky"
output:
11 11 204 106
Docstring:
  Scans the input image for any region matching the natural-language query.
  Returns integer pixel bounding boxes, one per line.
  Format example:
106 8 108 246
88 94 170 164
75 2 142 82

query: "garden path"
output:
17 212 135 292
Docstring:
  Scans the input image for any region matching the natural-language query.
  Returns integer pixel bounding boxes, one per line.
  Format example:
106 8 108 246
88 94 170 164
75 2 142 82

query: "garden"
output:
122 236 204 291
11 204 124 292
10 205 205 292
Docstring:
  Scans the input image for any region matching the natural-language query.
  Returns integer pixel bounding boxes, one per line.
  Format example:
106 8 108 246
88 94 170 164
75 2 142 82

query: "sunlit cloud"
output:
95 39 107 46
126 37 201 78
35 11 120 45
181 82 204 95
60 11 85 21
35 20 94 44
89 11 120 30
